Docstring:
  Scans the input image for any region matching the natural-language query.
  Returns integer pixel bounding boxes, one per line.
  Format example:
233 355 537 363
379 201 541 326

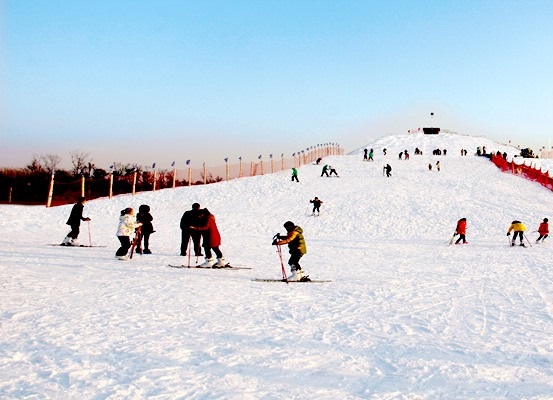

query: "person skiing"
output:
368 148 374 161
536 218 549 243
291 167 299 182
61 196 91 246
136 204 154 254
321 164 329 177
507 220 527 247
328 165 339 177
363 148 368 160
190 208 227 268
115 207 142 260
272 221 307 281
180 203 203 257
384 164 392 177
454 218 468 244
310 197 323 216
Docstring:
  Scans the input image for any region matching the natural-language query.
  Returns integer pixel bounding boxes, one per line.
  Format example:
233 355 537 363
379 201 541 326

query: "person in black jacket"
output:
61 196 90 246
180 203 203 256
136 204 154 254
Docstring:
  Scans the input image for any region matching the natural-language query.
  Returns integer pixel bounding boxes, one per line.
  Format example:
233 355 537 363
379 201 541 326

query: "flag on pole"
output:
171 161 175 167
152 163 156 169
186 160 190 165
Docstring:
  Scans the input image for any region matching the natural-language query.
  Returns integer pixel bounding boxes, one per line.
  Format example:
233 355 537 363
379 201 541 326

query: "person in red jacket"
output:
536 218 549 243
190 208 227 268
454 218 467 244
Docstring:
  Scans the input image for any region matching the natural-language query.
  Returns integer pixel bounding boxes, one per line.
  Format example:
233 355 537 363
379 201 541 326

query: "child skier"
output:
272 221 307 281
310 197 323 216
507 220 527 247
61 196 91 246
136 204 154 254
115 208 142 260
536 218 549 243
454 218 467 244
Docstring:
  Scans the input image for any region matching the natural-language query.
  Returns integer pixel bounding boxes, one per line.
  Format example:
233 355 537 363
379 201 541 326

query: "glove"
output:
84 217 91 221
272 239 278 246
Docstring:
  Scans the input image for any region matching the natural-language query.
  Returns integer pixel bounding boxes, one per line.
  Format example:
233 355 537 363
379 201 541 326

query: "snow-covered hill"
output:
1 132 553 399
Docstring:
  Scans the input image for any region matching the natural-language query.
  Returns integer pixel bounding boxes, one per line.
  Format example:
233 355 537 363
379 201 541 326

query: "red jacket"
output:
456 219 467 235
538 222 549 235
194 215 221 248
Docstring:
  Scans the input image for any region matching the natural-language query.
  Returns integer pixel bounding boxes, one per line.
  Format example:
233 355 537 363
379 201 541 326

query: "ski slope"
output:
1 132 553 399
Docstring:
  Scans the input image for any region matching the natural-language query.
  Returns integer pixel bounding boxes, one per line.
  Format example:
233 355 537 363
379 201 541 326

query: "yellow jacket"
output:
507 222 526 233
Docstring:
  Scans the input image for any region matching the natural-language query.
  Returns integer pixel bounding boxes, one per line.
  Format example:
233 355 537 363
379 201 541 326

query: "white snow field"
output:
1 132 553 399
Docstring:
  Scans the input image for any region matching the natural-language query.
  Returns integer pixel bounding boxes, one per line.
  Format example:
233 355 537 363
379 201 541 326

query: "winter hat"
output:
544 218 549 223
283 221 295 230
192 203 200 210
139 204 150 213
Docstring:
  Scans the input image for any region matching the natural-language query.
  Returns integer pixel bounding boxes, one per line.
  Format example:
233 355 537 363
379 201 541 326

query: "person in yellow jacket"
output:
507 220 527 247
273 221 307 281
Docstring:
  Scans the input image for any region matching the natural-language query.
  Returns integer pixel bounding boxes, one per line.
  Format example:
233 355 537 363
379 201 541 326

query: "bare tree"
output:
26 154 46 173
41 154 62 172
70 150 91 176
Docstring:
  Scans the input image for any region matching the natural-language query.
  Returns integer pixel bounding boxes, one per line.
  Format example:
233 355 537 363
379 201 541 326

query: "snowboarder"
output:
384 164 392 177
321 165 329 177
536 218 549 243
190 208 227 268
61 196 91 246
291 167 299 182
310 197 323 215
272 221 307 281
180 203 203 257
136 204 154 254
507 220 527 247
454 218 468 244
115 207 142 260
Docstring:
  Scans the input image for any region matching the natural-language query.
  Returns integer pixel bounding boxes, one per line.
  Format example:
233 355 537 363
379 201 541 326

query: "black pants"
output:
513 231 525 243
288 251 303 271
116 236 131 256
537 234 548 241
68 224 80 239
455 234 466 244
291 175 299 182
312 206 320 214
204 246 223 259
181 231 202 256
139 232 151 251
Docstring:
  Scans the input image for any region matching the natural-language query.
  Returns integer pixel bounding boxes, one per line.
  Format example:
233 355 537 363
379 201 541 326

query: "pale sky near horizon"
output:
2 0 553 170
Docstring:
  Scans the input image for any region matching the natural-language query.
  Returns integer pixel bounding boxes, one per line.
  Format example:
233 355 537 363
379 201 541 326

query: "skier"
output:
180 203 203 257
536 218 549 243
310 197 323 216
190 208 227 268
507 220 527 247
363 148 368 160
328 165 339 177
291 167 299 182
454 218 468 244
368 148 374 161
115 207 142 260
61 196 91 246
136 204 154 254
436 160 441 171
321 164 329 177
273 221 307 281
384 164 392 177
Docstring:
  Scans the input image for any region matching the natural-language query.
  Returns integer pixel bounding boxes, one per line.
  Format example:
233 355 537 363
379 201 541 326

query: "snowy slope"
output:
1 132 553 399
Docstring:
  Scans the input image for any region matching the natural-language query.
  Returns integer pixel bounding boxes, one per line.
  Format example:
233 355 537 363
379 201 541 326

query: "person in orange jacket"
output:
536 218 549 243
454 218 467 244
507 220 527 247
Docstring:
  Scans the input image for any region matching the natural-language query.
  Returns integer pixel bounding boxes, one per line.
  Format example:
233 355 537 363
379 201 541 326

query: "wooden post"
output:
8 187 12 204
81 175 85 198
188 166 192 186
172 168 177 188
281 154 284 171
132 170 137 195
225 159 230 181
239 157 243 178
46 170 55 208
109 173 114 199
152 170 157 191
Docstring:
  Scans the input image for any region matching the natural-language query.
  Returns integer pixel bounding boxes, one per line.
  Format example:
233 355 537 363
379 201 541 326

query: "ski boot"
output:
199 257 215 268
61 236 72 246
214 257 228 268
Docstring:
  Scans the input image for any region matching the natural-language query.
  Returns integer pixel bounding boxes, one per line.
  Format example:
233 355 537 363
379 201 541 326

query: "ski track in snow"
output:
1 132 553 399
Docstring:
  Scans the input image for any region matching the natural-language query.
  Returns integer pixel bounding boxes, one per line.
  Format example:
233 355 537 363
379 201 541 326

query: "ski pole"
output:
87 220 92 247
276 244 288 284
187 237 191 267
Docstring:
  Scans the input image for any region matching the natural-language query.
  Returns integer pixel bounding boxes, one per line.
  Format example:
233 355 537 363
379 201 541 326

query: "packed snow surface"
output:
1 132 553 399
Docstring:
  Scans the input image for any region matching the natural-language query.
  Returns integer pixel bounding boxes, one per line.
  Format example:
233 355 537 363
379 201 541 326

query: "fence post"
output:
81 175 85 198
225 158 230 181
152 170 157 191
239 157 243 178
132 170 137 195
109 173 113 199
188 166 192 186
172 168 177 188
8 187 12 204
46 170 55 208
203 163 207 185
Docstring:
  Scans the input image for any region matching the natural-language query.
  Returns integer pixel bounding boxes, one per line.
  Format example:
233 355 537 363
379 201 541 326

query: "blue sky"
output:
2 0 553 169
